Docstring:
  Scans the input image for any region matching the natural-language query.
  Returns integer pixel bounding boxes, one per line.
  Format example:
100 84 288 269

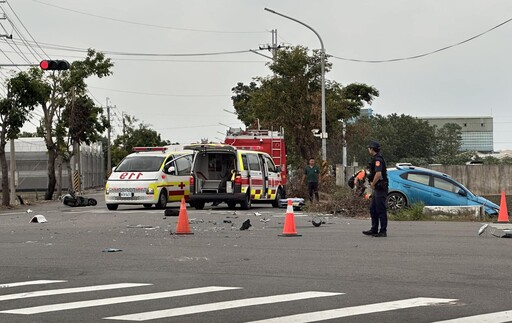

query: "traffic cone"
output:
279 199 302 237
175 197 194 235
497 191 509 223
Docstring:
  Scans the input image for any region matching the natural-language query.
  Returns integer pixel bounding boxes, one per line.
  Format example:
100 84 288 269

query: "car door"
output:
401 172 432 205
263 154 280 199
165 153 193 202
430 176 468 207
246 153 263 199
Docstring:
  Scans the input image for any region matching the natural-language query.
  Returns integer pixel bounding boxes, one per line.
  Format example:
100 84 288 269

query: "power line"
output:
4 1 48 59
330 17 512 63
33 0 267 34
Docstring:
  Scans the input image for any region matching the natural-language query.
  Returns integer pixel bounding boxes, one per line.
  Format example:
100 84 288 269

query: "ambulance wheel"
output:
271 189 282 208
194 201 205 210
143 204 152 208
227 201 237 209
240 193 251 210
107 204 118 211
155 190 168 209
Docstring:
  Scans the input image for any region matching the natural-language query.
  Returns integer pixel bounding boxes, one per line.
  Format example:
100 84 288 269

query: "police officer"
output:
362 141 388 237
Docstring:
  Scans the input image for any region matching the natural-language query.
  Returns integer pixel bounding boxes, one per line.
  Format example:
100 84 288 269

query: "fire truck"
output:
224 127 287 197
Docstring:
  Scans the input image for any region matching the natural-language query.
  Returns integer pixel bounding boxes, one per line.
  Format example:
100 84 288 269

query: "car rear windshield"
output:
115 156 165 172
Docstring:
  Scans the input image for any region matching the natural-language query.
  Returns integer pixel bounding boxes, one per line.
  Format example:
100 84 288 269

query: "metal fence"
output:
1 138 105 196
336 164 512 196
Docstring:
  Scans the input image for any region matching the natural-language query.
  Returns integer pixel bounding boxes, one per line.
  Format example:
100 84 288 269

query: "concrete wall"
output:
336 164 512 196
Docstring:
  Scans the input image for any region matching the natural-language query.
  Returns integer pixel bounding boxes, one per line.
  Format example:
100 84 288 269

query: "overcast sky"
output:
3 0 512 151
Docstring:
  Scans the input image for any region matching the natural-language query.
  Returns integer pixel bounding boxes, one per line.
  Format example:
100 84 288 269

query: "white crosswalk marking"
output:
246 297 458 323
0 280 67 288
0 286 241 315
433 310 512 322
104 291 343 321
0 283 151 302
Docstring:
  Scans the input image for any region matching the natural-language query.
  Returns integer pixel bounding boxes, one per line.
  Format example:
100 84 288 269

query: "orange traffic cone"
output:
175 197 194 235
279 199 302 237
497 191 509 223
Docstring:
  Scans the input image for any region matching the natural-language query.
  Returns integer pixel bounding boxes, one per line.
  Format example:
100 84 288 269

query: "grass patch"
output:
389 203 428 221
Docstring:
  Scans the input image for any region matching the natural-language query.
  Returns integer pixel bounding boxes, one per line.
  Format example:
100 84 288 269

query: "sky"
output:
2 0 512 151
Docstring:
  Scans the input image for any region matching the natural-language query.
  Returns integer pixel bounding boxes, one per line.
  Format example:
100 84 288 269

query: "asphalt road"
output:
0 191 511 322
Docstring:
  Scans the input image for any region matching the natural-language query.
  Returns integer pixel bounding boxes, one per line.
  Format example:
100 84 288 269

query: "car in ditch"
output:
386 165 500 216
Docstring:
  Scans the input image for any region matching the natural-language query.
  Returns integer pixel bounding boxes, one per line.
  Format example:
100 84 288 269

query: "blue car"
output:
386 165 500 216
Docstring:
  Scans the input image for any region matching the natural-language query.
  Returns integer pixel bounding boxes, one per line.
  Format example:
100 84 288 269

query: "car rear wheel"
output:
193 201 205 210
240 193 251 210
386 192 407 211
271 189 282 208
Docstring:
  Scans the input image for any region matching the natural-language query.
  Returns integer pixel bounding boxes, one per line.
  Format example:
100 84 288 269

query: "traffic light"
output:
39 60 70 71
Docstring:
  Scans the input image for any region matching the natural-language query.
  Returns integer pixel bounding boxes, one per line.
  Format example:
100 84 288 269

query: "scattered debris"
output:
259 218 271 223
26 209 33 213
232 211 237 216
102 248 122 252
254 212 262 216
312 217 326 227
240 219 251 230
164 209 179 217
29 215 47 223
62 193 98 207
223 219 232 224
126 224 153 228
478 224 489 236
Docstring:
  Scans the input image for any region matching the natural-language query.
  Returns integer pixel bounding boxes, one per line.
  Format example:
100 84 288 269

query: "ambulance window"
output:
264 155 276 172
247 153 261 171
241 154 249 170
175 154 192 175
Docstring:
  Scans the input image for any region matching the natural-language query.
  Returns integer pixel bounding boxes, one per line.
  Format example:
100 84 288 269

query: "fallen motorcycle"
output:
62 193 98 207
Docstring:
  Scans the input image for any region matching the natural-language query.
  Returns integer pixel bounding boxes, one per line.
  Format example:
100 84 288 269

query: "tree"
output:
111 114 170 166
231 46 378 168
434 123 462 158
36 49 113 199
0 70 47 205
347 114 437 165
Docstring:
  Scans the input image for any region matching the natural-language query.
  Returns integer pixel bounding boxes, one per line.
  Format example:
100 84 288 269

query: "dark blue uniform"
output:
368 153 388 234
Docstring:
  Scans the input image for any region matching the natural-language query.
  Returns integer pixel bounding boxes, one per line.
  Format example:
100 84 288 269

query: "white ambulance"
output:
186 144 284 210
105 147 194 210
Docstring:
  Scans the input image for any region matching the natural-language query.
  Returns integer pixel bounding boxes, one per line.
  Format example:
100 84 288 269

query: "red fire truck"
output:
224 127 287 196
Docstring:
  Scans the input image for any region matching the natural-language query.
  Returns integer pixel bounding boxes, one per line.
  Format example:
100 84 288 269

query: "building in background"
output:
419 116 493 153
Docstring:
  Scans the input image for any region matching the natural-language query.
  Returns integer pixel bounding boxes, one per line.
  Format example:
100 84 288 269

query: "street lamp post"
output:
264 8 327 161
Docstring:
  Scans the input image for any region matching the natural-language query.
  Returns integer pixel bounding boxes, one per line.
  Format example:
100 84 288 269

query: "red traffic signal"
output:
39 60 70 71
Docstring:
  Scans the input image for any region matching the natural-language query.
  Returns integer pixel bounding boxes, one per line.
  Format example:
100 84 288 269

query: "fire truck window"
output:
247 154 261 171
264 155 276 172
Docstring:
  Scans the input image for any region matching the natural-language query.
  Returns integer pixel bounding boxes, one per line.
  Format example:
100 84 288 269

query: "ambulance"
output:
105 147 194 210
224 127 287 196
185 144 284 210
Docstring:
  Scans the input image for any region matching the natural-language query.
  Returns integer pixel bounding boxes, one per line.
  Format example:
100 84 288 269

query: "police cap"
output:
367 140 381 150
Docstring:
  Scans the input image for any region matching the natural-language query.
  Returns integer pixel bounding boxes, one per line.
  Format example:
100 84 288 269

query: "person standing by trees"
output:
303 157 321 203
363 141 388 237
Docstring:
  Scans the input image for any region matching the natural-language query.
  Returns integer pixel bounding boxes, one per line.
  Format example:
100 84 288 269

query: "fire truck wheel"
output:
194 201 205 210
227 201 237 209
240 193 251 210
271 189 282 208
155 190 168 209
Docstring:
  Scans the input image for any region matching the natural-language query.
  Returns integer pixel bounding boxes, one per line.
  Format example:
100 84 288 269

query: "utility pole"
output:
9 139 16 205
106 98 111 175
259 29 286 59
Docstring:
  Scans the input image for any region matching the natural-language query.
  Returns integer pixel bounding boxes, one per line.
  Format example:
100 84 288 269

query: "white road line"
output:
104 291 342 321
433 310 512 323
246 297 458 323
0 280 67 288
1 286 240 315
0 283 151 302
